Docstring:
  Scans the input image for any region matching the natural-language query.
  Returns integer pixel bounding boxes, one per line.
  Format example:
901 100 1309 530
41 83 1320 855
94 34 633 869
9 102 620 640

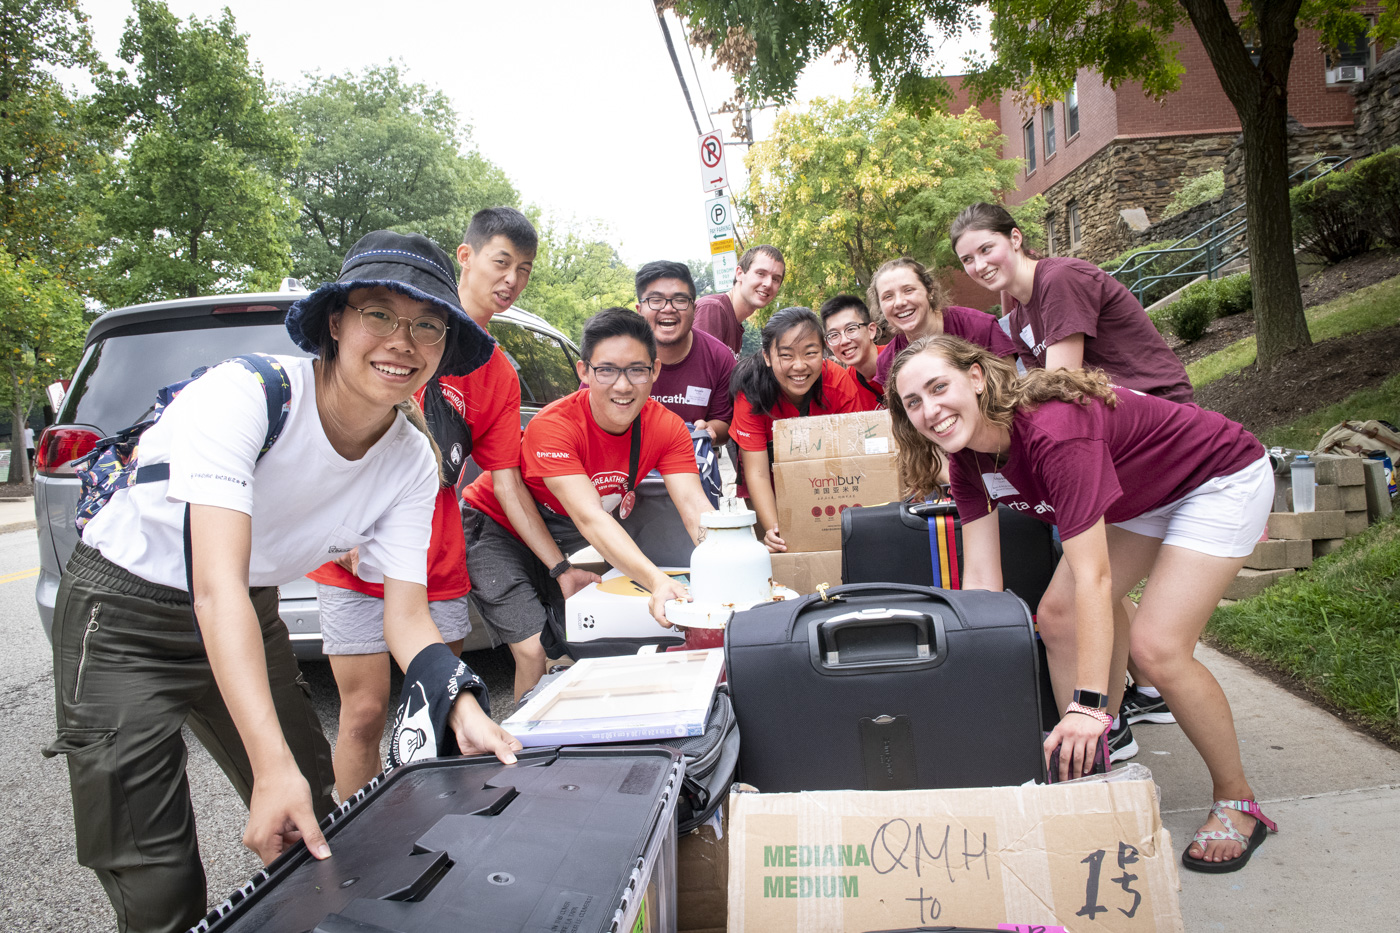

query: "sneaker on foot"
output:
1121 687 1177 725
1108 720 1139 763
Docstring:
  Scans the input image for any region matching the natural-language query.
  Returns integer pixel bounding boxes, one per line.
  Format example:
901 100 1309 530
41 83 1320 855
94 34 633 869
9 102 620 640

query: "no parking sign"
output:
698 129 729 193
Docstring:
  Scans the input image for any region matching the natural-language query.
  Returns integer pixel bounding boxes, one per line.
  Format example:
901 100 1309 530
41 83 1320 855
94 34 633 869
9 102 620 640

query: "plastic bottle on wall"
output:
1291 454 1316 512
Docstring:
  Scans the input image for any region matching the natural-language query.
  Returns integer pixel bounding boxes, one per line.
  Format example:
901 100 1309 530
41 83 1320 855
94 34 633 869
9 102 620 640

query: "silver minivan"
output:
33 286 581 658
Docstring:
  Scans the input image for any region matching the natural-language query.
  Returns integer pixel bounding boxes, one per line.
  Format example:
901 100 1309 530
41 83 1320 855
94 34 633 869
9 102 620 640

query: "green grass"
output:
1187 272 1400 388
1261 372 1400 449
1207 515 1400 744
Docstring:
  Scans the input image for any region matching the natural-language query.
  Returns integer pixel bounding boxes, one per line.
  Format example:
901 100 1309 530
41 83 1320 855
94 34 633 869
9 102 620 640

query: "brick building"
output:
947 7 1387 278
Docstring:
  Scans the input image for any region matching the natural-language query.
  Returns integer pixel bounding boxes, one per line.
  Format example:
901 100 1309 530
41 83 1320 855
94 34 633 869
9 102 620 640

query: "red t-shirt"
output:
310 346 523 599
694 293 744 356
849 368 885 411
875 306 1019 385
464 389 697 532
1007 258 1193 404
731 359 866 453
949 388 1263 540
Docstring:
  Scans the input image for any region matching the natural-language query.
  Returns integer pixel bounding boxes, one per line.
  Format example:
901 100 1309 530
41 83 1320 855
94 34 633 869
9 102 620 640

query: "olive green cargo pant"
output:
45 543 335 933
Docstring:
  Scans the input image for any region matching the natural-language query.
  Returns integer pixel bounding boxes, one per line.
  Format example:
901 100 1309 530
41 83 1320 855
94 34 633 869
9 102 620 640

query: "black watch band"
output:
549 559 573 580
1072 688 1110 710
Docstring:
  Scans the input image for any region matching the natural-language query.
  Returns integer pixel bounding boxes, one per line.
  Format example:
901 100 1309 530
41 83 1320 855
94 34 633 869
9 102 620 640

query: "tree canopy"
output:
522 219 636 342
675 0 1400 369
282 64 518 286
93 0 298 304
741 89 1040 314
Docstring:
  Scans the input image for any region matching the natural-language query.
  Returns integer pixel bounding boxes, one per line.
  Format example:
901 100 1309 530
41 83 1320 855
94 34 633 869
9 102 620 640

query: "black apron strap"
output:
627 415 642 492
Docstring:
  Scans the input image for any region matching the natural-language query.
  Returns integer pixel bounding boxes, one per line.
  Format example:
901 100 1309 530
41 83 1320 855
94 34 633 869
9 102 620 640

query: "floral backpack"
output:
72 353 292 533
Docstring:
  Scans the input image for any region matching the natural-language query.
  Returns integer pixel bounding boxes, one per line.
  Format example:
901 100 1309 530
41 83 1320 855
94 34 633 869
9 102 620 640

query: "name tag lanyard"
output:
975 449 1009 514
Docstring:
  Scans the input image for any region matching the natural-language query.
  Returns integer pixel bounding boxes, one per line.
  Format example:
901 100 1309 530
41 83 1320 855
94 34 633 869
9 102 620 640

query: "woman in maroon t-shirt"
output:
868 257 1018 386
888 335 1277 875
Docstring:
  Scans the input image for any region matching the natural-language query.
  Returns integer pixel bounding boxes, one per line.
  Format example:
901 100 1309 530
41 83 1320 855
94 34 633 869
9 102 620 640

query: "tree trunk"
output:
1179 0 1312 370
9 368 31 486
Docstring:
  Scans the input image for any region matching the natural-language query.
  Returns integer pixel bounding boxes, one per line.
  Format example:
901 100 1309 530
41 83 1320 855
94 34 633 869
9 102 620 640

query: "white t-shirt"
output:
23 426 34 448
82 356 438 591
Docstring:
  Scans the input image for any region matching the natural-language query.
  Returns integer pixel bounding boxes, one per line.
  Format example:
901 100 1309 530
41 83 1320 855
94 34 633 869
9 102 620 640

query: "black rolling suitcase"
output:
725 583 1046 792
192 747 682 933
842 501 1062 730
841 500 1060 612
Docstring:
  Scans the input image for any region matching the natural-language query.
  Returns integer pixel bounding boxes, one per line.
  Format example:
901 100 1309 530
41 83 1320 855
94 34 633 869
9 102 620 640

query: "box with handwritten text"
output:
773 410 897 463
727 779 1183 932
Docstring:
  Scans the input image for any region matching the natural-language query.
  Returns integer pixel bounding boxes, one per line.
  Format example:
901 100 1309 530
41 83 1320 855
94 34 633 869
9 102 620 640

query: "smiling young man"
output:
635 260 735 444
460 309 714 691
819 294 884 411
694 245 786 357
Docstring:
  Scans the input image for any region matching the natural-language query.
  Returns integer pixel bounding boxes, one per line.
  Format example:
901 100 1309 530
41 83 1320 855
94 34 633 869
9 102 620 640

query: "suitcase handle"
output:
906 500 956 519
808 606 949 673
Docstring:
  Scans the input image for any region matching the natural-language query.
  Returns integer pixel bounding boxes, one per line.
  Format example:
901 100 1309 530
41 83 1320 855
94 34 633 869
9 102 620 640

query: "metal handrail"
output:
1108 154 1352 303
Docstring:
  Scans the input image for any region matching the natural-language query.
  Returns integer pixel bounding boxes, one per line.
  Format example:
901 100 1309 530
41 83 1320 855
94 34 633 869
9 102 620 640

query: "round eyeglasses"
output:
350 304 449 345
824 322 868 345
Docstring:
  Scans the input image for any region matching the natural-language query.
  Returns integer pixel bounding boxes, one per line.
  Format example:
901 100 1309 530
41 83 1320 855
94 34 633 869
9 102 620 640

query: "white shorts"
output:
317 584 472 656
1111 454 1274 558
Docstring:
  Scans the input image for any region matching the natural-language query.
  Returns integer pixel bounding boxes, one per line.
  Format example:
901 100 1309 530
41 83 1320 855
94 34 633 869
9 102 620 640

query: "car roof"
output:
85 291 575 350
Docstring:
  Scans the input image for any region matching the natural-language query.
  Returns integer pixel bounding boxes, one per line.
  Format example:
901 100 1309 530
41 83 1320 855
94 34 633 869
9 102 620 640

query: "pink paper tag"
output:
998 926 1070 933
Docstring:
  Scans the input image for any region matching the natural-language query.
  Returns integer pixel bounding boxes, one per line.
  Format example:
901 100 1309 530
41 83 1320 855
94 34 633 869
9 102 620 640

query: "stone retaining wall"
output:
1352 47 1400 156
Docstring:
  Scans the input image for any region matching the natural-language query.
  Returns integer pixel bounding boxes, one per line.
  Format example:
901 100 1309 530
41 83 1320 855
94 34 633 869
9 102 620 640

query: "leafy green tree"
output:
687 258 715 296
0 0 107 481
674 0 1399 369
282 64 518 286
521 219 635 342
94 0 298 305
0 249 88 483
740 89 1040 313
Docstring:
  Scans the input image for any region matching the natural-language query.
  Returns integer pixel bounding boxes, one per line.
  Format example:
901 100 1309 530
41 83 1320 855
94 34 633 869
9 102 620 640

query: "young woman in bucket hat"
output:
45 231 522 933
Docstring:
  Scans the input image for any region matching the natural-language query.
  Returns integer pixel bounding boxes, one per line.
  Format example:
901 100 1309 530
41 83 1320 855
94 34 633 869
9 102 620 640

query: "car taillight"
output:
36 426 101 476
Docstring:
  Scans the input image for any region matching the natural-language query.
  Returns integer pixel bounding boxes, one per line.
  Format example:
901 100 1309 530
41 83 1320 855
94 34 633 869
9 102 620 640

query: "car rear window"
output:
60 315 308 432
491 320 579 407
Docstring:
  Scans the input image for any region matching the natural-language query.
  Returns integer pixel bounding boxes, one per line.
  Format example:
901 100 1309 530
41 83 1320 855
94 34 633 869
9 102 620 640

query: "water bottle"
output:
1291 454 1316 512
1370 451 1396 496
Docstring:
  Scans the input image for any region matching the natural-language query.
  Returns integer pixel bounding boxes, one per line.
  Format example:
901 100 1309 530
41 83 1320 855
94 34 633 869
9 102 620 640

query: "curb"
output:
0 520 37 535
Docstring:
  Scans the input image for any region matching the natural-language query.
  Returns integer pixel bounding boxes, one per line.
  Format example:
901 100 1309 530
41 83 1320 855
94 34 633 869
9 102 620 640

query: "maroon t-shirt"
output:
1007 258 1193 404
875 306 1019 385
651 329 736 425
694 293 743 356
948 388 1263 540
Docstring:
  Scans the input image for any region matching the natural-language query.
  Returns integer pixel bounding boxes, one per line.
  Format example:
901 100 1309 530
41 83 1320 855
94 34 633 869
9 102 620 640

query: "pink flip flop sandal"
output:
1181 798 1277 874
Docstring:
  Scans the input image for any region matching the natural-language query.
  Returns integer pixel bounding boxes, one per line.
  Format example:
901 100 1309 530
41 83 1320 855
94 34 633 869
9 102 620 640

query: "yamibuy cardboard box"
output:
769 548 842 595
727 780 1183 932
771 410 903 552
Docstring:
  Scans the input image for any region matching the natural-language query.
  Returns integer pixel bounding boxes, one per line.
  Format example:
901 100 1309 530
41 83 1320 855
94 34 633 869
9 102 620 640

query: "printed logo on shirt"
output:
449 443 463 467
1003 499 1056 516
536 450 572 460
328 545 356 553
590 470 628 493
653 393 690 406
190 471 247 487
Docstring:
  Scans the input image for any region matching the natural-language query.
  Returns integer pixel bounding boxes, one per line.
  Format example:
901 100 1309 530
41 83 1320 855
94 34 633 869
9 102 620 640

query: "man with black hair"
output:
819 294 884 411
634 260 734 444
694 244 785 357
461 309 713 691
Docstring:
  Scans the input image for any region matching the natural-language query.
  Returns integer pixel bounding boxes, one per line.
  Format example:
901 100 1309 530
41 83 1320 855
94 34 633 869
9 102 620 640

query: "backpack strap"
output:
133 353 292 486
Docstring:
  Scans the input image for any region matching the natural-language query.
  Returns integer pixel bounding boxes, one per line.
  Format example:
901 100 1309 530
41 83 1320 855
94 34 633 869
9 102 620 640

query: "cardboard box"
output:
677 814 730 933
727 780 1183 932
769 549 843 595
773 454 901 552
773 410 897 463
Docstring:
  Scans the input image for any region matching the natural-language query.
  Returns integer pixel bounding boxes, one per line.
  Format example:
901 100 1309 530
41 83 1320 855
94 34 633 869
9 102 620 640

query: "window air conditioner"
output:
1336 65 1364 82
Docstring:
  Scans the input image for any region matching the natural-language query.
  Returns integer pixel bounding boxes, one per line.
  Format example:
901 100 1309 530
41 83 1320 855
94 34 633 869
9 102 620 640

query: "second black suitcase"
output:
725 583 1046 793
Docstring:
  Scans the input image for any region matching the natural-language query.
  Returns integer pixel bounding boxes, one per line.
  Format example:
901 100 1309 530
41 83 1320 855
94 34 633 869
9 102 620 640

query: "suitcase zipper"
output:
74 603 102 703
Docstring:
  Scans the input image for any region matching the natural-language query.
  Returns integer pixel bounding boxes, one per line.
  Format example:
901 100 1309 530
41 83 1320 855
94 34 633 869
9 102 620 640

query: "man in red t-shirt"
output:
693 245 786 357
819 294 884 411
308 208 580 794
461 309 714 697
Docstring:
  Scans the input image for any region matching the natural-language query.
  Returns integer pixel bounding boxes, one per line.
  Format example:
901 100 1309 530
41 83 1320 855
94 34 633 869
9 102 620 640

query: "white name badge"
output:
982 472 1020 499
684 385 712 406
1018 324 1035 350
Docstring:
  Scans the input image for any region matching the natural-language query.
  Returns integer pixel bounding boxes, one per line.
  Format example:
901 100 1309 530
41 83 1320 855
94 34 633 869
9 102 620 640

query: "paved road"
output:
0 528 514 933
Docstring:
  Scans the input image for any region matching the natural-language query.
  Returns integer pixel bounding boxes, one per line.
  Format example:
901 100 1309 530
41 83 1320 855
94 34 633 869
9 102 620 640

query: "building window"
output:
1023 120 1037 174
1043 105 1057 157
1327 20 1375 82
1069 204 1082 248
1066 82 1079 137
1046 216 1057 256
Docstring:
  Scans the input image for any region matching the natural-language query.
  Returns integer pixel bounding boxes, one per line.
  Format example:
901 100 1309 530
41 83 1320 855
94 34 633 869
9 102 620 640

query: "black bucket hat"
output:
286 230 496 377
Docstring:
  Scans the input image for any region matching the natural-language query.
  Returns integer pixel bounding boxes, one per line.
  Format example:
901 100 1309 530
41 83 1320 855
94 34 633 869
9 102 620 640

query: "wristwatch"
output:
548 559 573 580
1072 688 1110 710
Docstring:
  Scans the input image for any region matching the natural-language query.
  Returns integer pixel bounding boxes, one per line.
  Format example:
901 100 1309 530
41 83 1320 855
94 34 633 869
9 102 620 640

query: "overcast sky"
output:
77 1 986 267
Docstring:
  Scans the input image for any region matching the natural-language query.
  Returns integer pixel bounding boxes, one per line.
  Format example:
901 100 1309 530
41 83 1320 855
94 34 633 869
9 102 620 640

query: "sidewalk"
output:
0 495 35 534
1141 643 1400 929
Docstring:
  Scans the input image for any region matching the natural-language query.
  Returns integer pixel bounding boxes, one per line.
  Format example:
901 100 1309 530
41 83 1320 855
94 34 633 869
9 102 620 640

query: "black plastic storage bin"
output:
192 747 682 933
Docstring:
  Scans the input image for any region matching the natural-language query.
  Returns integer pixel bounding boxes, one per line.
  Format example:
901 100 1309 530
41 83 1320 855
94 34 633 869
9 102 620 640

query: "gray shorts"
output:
317 585 472 655
462 505 586 646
